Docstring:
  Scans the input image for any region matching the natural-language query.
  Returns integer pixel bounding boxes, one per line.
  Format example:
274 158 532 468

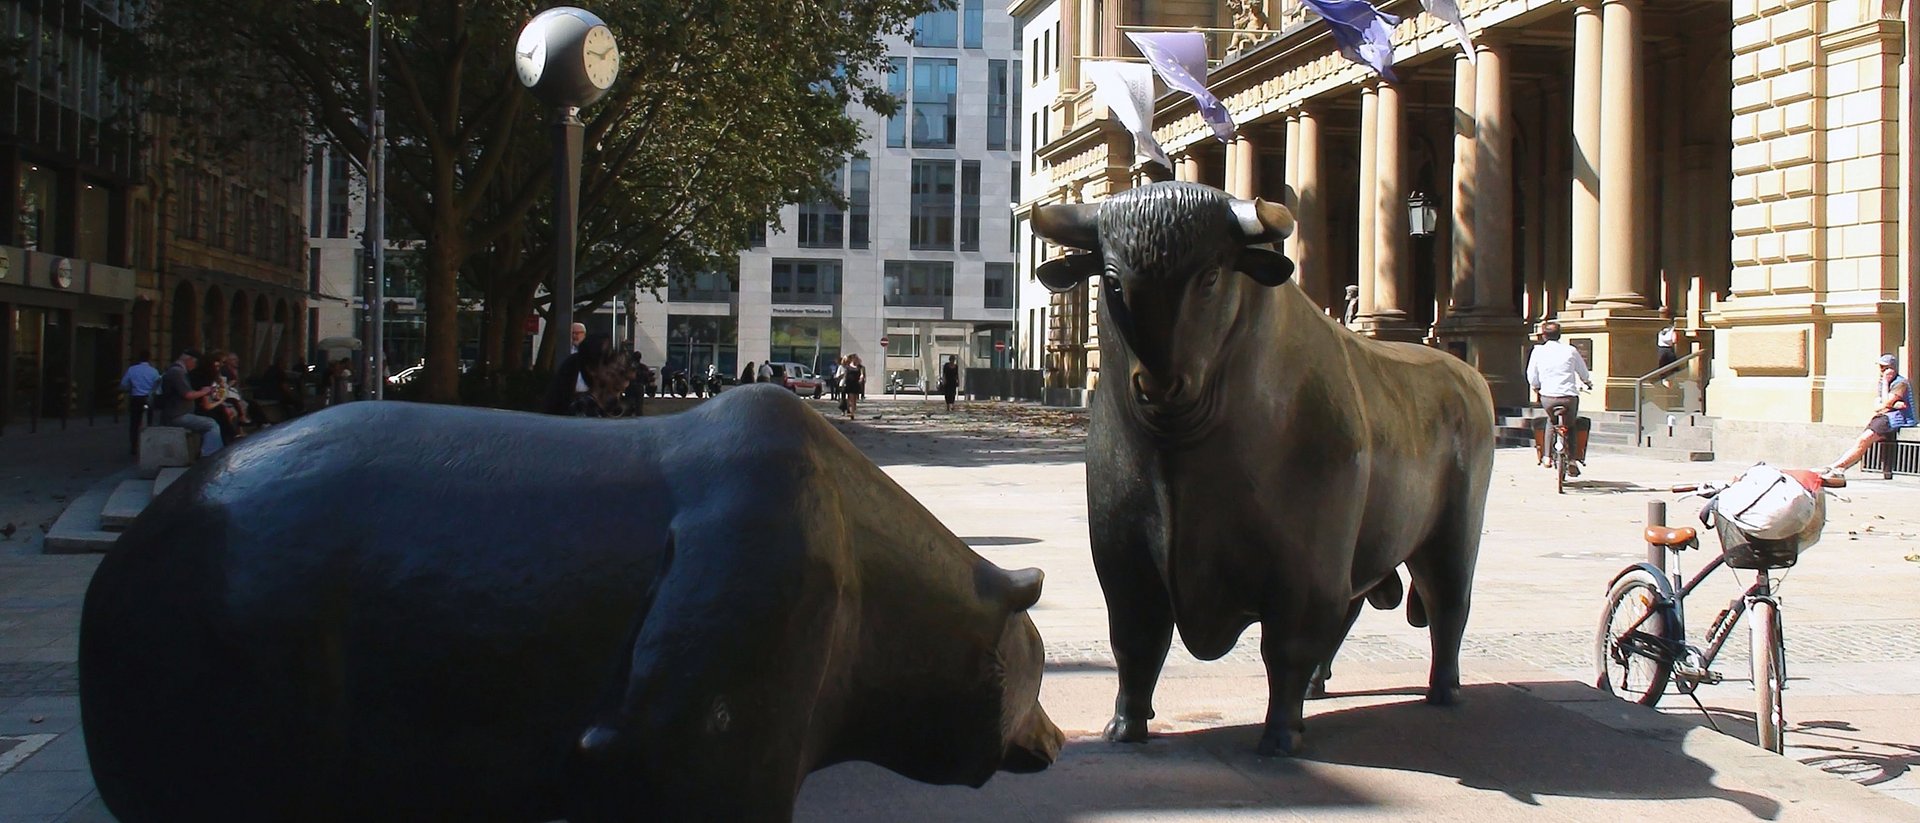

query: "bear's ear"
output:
1001 567 1044 612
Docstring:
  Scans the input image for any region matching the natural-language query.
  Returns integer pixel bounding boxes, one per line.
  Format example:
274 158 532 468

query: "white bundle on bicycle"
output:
1714 463 1826 546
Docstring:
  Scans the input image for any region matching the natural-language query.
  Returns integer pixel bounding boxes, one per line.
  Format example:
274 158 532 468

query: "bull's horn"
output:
1230 199 1295 244
1032 202 1102 251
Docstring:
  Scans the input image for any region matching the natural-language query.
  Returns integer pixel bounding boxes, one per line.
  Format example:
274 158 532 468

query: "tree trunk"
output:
478 274 505 376
423 229 465 404
502 291 533 372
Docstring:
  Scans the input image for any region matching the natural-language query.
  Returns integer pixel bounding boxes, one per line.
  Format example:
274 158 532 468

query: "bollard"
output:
1646 500 1667 572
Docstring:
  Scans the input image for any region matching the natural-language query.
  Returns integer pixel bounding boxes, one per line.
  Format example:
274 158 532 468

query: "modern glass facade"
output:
627 5 1021 383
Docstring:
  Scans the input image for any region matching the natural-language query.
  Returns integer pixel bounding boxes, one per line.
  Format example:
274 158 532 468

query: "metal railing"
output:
1633 351 1703 447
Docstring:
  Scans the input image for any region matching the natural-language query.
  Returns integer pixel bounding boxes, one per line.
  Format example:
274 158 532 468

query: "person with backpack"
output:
1820 353 1913 478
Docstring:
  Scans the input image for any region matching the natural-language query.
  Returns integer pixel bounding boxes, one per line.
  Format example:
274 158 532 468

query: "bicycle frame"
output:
1612 537 1779 689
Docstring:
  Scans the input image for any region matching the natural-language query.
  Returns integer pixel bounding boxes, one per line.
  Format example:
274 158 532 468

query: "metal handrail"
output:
1634 351 1703 447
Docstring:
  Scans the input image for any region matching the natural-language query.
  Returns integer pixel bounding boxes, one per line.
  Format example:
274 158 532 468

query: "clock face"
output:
514 24 548 89
582 26 619 90
54 258 72 289
0 248 10 281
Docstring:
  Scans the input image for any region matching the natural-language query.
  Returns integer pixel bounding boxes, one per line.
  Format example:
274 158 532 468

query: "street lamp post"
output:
515 7 620 370
366 0 386 399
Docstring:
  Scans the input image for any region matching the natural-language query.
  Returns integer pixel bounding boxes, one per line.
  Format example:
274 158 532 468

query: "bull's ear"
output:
1031 202 1102 251
1001 567 1045 612
1036 253 1101 294
1236 247 1295 288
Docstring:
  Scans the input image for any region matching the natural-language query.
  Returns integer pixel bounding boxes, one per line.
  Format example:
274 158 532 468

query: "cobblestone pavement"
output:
6 398 1920 818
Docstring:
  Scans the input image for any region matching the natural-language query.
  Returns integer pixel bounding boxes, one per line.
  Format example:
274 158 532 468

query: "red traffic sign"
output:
879 336 891 348
994 341 1007 352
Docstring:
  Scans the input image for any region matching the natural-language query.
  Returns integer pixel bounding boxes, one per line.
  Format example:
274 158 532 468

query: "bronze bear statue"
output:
81 386 1062 821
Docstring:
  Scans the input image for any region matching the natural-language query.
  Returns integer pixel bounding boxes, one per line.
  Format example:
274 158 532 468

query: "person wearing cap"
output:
1820 353 1912 478
156 348 223 457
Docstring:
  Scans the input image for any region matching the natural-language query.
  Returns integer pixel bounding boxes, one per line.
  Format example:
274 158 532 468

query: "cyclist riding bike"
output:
1526 320 1594 476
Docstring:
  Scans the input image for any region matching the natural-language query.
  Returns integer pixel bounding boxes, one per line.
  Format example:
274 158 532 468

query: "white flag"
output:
1421 0 1477 62
1082 60 1173 171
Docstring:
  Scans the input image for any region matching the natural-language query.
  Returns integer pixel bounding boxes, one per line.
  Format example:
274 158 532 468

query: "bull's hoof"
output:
1255 727 1302 757
1425 684 1462 706
1102 714 1151 743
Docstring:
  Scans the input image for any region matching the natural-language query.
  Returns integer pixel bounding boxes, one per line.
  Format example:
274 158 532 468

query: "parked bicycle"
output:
1594 466 1844 753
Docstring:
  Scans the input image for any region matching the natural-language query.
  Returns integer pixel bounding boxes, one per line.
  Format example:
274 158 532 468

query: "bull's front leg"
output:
1093 538 1174 743
1257 604 1348 757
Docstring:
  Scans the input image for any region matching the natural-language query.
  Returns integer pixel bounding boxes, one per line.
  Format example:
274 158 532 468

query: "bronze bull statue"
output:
80 386 1062 821
1032 181 1494 756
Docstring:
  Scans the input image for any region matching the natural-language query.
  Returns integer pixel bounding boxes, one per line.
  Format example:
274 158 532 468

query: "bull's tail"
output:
1406 583 1429 628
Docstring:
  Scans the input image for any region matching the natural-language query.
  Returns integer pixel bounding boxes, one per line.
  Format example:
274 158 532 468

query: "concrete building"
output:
1015 0 1917 465
1 1 138 429
627 3 1023 388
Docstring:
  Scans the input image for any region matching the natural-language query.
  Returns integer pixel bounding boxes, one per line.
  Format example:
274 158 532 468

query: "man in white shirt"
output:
120 350 162 456
1526 320 1593 471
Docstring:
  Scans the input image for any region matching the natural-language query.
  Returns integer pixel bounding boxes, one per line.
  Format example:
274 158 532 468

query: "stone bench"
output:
138 425 202 479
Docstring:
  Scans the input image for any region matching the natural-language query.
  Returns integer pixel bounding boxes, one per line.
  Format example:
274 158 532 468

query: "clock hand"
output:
518 46 537 58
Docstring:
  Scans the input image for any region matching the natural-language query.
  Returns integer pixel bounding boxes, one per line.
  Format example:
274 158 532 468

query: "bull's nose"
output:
1132 372 1187 405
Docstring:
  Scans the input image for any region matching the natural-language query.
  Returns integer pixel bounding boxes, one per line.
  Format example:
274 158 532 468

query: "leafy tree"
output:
126 0 933 402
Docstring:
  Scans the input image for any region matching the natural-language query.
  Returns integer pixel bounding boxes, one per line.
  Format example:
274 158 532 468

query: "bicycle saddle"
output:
1644 525 1699 548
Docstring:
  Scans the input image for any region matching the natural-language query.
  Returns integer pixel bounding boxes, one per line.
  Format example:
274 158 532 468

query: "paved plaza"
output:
4 397 1920 820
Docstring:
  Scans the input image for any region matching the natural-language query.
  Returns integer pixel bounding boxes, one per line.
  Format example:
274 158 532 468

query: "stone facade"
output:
1013 0 1915 463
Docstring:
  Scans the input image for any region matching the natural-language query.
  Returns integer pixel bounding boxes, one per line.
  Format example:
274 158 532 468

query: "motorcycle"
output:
705 372 724 397
667 369 690 398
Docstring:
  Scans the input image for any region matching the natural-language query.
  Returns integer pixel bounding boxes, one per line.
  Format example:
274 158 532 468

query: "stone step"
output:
44 476 125 554
1644 431 1717 449
100 478 153 531
154 466 188 498
1589 442 1715 462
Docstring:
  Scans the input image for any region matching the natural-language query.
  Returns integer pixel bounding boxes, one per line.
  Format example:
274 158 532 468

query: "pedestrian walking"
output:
119 351 161 456
842 354 866 419
940 355 960 411
1656 308 1679 370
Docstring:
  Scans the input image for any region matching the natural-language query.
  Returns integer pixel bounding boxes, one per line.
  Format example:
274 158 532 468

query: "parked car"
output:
887 369 926 395
770 362 828 397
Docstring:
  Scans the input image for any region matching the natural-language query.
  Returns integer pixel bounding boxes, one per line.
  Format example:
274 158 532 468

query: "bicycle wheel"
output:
1554 435 1567 494
1595 570 1675 706
1752 598 1786 753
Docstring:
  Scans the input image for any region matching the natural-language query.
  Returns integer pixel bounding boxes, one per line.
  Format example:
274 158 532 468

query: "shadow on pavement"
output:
798 682 1786 821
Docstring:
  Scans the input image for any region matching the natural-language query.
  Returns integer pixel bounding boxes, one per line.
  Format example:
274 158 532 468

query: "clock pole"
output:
553 105 584 370
514 7 618 372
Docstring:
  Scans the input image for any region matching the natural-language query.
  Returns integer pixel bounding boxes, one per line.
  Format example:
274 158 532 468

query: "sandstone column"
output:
1597 0 1646 307
1295 108 1325 309
1570 0 1603 305
1226 135 1258 198
1372 80 1413 333
1450 50 1478 313
1472 39 1514 313
1357 85 1380 320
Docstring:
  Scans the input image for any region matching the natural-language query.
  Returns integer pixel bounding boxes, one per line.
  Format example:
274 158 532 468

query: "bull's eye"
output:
1199 269 1221 290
